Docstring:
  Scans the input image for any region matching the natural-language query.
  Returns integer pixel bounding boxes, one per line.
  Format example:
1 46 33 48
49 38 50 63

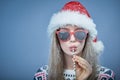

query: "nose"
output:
70 34 76 42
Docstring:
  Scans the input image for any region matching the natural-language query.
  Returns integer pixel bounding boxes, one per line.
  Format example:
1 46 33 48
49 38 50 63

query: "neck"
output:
63 54 74 70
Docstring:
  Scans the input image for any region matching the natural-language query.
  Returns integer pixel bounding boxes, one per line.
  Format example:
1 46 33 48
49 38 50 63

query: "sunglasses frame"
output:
56 29 88 42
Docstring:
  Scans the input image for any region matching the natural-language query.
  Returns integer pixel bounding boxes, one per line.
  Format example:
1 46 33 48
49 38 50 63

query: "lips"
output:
69 46 77 52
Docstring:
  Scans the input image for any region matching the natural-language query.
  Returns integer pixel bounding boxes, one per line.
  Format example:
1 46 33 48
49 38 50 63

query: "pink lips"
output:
69 46 77 52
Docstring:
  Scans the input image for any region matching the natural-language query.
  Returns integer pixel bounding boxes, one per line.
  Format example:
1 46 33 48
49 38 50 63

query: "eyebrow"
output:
75 27 85 30
59 28 68 30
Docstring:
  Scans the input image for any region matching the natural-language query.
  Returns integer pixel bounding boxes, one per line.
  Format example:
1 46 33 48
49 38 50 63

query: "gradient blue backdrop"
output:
0 0 120 80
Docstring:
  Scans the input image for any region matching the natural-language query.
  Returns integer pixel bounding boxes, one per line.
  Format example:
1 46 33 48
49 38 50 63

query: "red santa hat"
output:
48 1 104 54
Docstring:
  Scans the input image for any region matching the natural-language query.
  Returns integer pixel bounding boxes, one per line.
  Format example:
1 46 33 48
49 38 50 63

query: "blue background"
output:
0 0 120 80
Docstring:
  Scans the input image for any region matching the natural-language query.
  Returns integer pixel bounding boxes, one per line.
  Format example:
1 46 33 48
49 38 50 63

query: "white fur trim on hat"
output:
48 10 97 40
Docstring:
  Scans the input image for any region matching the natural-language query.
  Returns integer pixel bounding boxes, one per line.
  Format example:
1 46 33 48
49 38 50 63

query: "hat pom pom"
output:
92 41 104 54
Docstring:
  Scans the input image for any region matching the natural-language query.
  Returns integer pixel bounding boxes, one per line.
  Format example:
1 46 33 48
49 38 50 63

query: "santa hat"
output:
48 1 104 54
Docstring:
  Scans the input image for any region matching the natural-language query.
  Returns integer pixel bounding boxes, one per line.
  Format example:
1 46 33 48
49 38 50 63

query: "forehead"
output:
60 25 84 30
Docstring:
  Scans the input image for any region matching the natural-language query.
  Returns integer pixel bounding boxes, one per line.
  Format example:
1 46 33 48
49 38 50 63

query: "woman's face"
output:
57 25 88 56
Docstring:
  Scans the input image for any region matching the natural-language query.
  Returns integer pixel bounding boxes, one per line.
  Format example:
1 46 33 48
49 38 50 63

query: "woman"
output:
34 1 115 80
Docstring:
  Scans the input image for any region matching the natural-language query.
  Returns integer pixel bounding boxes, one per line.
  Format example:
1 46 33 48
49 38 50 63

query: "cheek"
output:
60 42 68 52
77 41 85 53
59 41 72 55
77 44 84 52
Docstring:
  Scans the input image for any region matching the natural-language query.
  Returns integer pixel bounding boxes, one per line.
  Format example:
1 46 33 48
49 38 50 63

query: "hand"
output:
72 55 92 80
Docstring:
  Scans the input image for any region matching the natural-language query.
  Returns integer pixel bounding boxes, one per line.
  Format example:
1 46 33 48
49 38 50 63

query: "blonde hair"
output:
48 30 99 80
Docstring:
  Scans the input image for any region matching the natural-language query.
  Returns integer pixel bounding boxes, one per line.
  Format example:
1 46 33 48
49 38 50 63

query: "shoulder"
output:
33 65 48 80
96 65 115 80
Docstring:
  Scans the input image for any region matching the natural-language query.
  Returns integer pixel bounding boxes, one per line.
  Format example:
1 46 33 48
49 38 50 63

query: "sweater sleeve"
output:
33 65 48 80
97 66 115 80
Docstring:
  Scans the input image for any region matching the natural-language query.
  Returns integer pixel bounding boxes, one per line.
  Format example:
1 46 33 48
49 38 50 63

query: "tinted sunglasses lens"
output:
58 31 70 41
75 31 87 41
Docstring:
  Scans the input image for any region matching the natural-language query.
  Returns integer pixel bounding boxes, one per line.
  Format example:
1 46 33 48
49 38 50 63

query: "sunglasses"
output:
56 29 88 42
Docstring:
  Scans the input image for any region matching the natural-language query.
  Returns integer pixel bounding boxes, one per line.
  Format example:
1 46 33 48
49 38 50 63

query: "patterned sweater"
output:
33 65 115 80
